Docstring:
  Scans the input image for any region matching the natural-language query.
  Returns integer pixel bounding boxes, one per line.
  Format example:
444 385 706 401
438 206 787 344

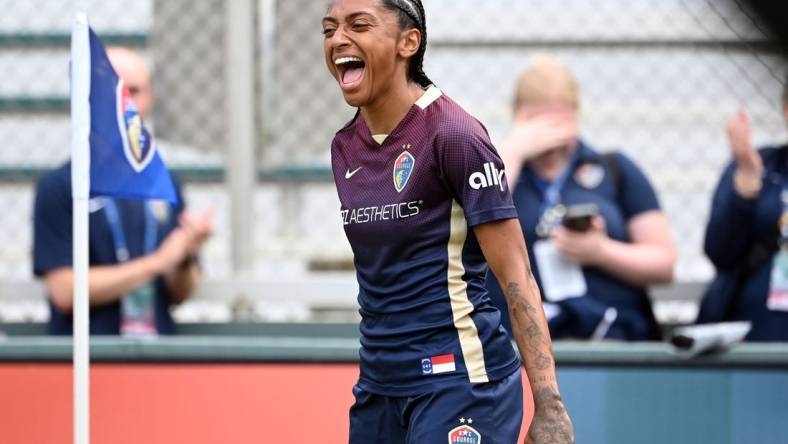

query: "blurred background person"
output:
700 76 788 341
487 55 676 341
32 47 213 336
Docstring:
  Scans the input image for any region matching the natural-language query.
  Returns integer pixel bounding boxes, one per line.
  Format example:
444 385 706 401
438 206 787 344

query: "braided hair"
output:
381 0 433 88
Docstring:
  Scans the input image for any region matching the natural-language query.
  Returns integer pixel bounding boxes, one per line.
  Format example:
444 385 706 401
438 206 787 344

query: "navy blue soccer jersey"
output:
331 86 521 395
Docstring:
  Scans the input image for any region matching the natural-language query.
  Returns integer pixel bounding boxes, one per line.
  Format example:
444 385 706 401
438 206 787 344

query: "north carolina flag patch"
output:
421 354 456 375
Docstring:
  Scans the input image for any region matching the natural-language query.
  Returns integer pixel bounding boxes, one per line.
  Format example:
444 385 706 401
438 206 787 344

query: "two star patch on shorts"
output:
449 418 481 444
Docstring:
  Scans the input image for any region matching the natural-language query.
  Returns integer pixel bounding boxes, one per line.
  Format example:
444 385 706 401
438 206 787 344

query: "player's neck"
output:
361 81 425 136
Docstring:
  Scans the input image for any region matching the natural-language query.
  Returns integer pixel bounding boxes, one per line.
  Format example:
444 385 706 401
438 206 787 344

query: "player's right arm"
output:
475 219 574 444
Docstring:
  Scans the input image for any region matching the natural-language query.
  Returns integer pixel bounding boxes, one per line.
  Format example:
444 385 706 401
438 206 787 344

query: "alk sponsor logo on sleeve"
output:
468 162 505 191
421 354 456 375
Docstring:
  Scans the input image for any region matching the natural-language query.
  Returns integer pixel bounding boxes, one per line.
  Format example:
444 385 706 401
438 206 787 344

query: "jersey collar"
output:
355 85 443 147
415 85 442 110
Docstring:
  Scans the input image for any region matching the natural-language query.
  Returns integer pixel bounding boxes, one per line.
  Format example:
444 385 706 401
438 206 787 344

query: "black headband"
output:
392 0 423 30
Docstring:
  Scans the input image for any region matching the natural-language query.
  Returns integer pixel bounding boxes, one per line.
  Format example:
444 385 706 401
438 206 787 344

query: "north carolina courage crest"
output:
449 421 481 444
116 80 155 172
393 150 415 193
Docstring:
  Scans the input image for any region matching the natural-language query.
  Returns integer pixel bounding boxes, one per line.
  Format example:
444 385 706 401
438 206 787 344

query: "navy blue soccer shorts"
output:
349 369 523 444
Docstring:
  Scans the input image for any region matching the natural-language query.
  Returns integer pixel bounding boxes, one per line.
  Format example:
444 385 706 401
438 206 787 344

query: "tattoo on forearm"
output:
507 282 575 443
533 386 562 404
527 387 574 444
529 375 556 385
505 282 554 372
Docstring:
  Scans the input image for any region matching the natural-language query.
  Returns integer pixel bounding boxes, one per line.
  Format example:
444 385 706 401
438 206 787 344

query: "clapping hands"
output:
155 208 215 273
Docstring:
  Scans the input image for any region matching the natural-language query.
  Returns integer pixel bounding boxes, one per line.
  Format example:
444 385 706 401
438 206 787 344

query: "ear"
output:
397 28 421 59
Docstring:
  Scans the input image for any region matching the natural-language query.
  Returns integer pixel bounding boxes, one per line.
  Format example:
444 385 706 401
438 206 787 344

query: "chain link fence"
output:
271 0 787 282
0 1 786 320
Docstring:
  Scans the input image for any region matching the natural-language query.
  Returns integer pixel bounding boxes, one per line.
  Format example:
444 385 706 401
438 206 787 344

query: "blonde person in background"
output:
485 55 676 341
699 75 788 341
32 47 214 335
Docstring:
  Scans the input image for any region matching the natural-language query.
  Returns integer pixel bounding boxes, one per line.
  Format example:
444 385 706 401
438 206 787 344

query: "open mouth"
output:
335 56 366 90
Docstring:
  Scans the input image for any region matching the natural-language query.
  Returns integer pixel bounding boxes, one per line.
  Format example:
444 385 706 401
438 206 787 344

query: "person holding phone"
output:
486 55 676 341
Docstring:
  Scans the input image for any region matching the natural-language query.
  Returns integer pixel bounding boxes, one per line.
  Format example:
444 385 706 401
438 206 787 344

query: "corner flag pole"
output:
70 12 91 444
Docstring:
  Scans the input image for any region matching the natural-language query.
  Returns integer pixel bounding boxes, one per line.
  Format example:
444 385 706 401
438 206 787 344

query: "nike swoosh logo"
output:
345 167 363 179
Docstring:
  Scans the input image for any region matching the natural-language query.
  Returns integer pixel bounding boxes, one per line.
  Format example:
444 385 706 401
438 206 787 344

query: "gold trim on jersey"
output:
415 85 442 110
447 200 489 383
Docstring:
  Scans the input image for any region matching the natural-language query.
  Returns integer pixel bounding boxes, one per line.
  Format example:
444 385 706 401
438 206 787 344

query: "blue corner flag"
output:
86 28 178 203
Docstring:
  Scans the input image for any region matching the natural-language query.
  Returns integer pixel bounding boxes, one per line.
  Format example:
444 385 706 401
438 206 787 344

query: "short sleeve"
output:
614 153 660 219
33 171 73 276
437 125 518 226
165 176 186 235
173 177 186 215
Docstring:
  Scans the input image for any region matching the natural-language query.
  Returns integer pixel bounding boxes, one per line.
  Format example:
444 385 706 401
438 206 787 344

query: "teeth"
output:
335 56 363 66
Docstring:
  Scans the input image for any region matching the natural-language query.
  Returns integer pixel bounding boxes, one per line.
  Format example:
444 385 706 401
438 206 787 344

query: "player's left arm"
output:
475 219 574 444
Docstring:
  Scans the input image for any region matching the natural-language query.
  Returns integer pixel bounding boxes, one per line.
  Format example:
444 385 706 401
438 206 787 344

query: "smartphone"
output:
562 203 598 232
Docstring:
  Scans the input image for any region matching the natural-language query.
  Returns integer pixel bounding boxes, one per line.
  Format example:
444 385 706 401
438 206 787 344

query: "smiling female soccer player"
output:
323 1 574 442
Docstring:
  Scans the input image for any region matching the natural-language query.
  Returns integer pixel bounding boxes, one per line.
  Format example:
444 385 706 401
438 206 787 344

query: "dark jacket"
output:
701 145 788 341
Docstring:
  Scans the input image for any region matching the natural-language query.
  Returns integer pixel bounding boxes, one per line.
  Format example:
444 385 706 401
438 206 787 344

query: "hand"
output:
154 208 214 274
526 386 574 444
153 228 193 273
178 208 215 256
502 108 578 165
552 217 608 266
727 110 762 173
727 110 764 198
